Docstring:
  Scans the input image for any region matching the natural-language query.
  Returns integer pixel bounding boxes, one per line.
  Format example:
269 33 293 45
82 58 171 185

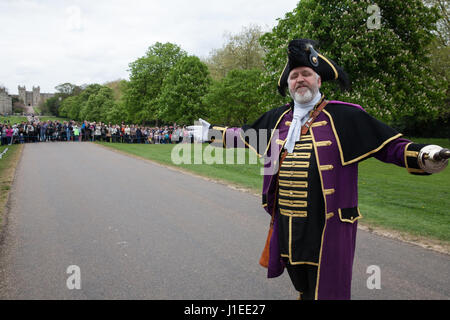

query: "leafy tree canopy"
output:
158 56 212 125
205 25 265 80
124 42 187 124
259 0 445 129
203 68 264 126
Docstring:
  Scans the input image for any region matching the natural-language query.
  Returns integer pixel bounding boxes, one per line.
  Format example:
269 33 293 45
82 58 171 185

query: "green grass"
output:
98 142 264 191
0 144 23 224
404 137 450 148
358 158 449 241
98 139 450 243
32 106 42 114
0 116 28 125
0 145 18 184
0 115 70 124
38 116 70 122
358 137 450 241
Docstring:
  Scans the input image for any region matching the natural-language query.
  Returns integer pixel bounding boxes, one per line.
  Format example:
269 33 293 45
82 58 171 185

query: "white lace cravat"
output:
284 92 322 153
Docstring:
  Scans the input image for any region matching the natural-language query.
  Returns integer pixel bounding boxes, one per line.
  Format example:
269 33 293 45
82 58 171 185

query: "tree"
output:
123 42 187 124
59 84 117 123
424 0 449 45
104 79 129 124
42 95 62 115
205 25 265 80
259 0 445 133
422 0 450 137
79 85 116 122
202 68 265 126
59 95 81 120
55 83 82 98
105 100 127 124
41 83 82 116
424 0 449 95
158 56 211 125
104 79 128 101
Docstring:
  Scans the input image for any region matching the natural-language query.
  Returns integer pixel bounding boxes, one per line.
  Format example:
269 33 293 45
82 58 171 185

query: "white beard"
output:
292 88 314 104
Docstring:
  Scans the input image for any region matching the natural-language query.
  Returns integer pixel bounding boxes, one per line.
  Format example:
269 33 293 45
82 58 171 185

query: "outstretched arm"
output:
374 139 449 175
189 118 248 150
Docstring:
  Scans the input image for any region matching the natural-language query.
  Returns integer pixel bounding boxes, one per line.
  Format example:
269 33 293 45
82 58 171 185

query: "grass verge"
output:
97 138 449 248
37 116 70 122
0 144 23 229
0 116 28 125
97 142 264 191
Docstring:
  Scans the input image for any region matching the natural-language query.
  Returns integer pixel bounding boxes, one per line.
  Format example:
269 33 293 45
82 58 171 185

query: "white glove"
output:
418 145 449 173
198 118 211 142
187 118 211 142
427 148 441 161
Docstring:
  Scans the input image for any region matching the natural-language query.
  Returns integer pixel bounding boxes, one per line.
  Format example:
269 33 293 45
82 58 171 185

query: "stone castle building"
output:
0 87 13 115
17 85 54 107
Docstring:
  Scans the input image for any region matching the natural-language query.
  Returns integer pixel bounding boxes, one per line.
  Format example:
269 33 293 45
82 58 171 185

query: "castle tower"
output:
0 87 12 115
32 86 40 106
18 85 26 104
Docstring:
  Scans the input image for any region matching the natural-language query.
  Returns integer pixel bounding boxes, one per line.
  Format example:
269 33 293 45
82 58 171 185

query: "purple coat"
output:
216 100 422 299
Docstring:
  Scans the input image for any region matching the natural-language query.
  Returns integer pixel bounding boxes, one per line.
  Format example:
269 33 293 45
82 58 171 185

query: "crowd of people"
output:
0 117 193 146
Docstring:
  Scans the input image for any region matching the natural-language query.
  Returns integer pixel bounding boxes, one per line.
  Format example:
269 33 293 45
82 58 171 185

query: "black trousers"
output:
284 262 318 300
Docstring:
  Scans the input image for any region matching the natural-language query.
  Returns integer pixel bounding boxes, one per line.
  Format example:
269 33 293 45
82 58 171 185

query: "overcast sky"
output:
0 0 299 95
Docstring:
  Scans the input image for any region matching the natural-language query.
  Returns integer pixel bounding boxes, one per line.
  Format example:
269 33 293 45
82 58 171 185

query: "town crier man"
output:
196 39 449 300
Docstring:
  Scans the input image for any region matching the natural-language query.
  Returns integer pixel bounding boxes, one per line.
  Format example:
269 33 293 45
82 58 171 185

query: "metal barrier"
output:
1 134 191 146
0 132 188 145
0 147 8 159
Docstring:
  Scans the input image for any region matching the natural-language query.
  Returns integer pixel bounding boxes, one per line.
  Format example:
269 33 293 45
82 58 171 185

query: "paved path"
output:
0 142 449 299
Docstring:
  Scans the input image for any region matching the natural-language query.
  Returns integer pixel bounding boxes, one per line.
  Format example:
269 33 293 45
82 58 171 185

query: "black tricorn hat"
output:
277 39 350 96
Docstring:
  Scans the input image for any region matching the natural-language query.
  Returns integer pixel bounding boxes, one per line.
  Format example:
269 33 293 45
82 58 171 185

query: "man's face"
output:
288 66 321 104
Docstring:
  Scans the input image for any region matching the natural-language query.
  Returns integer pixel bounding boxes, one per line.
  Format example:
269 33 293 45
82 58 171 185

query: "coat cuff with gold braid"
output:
210 126 228 148
404 143 431 175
